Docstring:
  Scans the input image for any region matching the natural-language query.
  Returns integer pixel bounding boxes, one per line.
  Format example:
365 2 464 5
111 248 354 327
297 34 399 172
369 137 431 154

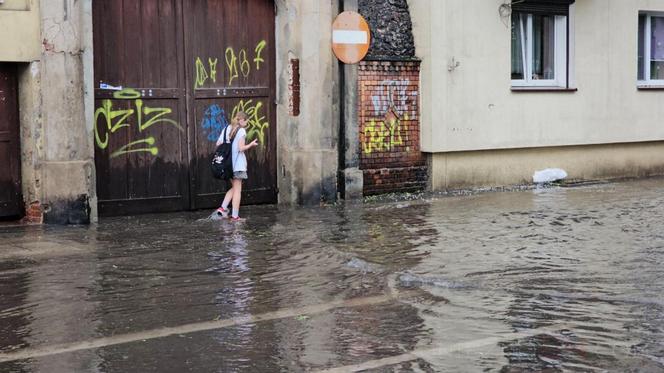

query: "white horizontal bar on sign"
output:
333 30 368 45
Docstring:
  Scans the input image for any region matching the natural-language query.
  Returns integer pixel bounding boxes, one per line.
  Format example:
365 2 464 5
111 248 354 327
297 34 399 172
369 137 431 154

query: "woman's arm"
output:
238 137 258 152
215 128 225 146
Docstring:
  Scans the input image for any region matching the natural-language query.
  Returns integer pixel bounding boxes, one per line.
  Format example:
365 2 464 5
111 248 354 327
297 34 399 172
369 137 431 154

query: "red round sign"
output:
332 11 371 64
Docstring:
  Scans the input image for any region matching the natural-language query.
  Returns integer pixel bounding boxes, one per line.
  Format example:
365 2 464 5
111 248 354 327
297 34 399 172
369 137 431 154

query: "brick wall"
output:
359 60 427 195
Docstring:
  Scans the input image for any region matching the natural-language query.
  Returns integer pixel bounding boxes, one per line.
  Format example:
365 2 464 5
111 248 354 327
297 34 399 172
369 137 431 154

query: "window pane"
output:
651 16 664 80
532 15 556 80
638 14 645 80
511 13 525 80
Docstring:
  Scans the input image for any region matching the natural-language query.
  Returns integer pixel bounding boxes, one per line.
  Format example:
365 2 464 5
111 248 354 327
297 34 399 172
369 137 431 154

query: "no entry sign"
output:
332 11 371 64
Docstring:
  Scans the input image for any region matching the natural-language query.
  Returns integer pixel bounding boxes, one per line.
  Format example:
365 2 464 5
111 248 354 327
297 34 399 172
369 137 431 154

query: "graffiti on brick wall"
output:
363 79 417 155
194 40 267 88
370 79 417 119
363 110 409 154
94 88 184 158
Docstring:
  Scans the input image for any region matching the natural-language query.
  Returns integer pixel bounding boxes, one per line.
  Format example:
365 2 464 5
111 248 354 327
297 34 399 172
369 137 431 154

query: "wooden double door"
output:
92 0 277 216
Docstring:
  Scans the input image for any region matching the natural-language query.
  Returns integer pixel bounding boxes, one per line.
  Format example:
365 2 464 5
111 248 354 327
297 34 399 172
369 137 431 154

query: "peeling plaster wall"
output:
40 0 95 223
276 0 341 205
18 62 43 212
19 0 96 224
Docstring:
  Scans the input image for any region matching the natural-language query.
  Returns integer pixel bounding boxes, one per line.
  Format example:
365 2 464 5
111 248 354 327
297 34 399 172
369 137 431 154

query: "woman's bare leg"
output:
231 179 242 217
221 186 234 209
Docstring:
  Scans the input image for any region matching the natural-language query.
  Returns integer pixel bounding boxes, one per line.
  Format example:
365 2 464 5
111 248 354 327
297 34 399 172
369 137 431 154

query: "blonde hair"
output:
231 111 249 126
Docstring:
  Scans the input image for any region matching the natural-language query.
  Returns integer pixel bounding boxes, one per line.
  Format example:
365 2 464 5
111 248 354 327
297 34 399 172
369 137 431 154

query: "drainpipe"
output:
339 0 363 200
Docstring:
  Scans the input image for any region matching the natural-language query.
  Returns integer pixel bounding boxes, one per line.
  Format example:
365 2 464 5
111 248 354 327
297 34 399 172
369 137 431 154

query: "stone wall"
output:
275 0 340 205
18 0 96 224
359 0 415 59
358 60 426 195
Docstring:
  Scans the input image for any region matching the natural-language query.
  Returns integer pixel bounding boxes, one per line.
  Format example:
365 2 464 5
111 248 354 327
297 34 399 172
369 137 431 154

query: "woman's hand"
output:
239 138 259 152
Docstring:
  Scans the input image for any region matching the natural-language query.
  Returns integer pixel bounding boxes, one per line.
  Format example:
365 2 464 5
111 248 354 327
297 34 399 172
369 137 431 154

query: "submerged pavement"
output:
1 178 663 372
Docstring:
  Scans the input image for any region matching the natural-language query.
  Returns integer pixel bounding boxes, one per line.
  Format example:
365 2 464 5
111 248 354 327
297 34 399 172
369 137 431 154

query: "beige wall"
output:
411 0 664 153
19 0 96 223
275 0 340 205
0 0 40 61
429 142 664 190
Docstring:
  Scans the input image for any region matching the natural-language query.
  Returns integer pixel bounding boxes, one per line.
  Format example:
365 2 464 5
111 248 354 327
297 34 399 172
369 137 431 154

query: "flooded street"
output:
1 178 663 372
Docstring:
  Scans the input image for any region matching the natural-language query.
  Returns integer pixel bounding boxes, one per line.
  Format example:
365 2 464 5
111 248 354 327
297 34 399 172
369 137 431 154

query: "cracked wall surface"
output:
276 0 341 205
17 0 96 223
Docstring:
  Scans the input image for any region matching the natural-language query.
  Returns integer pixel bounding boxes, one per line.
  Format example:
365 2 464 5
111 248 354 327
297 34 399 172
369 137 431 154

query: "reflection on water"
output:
0 179 663 371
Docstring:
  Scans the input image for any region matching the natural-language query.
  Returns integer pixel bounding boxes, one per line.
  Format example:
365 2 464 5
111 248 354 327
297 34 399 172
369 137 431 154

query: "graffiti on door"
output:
94 88 183 158
194 40 267 88
201 104 229 142
200 100 269 147
232 99 269 147
194 57 219 89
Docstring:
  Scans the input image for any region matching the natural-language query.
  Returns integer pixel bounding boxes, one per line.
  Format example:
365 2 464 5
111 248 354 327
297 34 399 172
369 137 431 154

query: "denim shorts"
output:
233 171 248 180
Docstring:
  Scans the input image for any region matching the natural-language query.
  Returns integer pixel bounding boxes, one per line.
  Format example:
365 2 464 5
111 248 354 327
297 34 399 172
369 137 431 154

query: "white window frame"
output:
511 13 568 88
638 12 664 86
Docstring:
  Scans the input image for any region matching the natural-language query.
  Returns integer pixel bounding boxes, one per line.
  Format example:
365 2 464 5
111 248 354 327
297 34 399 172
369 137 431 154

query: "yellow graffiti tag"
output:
254 40 266 70
239 49 250 78
362 115 408 155
113 88 141 100
194 57 209 89
225 48 239 86
134 99 181 132
196 41 269 86
94 94 184 158
194 57 218 89
110 137 159 158
209 58 218 83
232 99 269 146
94 100 133 150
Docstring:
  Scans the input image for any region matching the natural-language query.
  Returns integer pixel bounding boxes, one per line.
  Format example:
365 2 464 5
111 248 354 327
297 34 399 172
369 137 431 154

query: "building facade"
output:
3 0 664 224
411 0 664 190
1 0 354 223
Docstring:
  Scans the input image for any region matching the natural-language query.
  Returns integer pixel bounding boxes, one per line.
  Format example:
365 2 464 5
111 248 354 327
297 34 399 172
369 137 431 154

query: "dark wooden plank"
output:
95 88 184 99
141 0 161 88
193 87 270 99
174 0 191 212
159 0 180 88
124 0 146 199
122 0 143 88
99 196 185 217
93 0 126 202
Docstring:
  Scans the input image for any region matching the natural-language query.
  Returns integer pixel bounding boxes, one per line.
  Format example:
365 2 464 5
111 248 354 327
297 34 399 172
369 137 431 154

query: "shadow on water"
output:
1 178 664 371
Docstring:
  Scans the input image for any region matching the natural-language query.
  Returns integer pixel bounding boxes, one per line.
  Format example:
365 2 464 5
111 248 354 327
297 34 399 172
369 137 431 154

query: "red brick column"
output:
358 60 427 195
23 201 43 224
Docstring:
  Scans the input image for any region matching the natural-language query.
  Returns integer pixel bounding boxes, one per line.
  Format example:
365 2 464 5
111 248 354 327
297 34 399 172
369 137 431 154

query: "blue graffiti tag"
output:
201 104 229 142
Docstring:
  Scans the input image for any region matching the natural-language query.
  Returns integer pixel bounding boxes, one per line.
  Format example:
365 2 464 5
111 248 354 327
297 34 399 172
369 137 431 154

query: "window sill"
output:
637 85 664 90
511 87 577 93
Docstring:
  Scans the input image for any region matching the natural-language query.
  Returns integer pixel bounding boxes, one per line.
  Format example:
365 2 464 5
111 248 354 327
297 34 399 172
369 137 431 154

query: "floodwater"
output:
0 179 663 372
